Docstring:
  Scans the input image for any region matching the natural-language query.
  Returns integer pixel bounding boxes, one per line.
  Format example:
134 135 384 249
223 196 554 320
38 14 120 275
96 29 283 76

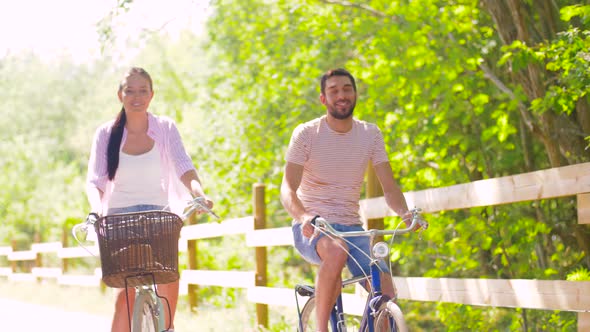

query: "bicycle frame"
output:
329 254 391 332
73 197 219 332
297 208 426 331
125 273 167 332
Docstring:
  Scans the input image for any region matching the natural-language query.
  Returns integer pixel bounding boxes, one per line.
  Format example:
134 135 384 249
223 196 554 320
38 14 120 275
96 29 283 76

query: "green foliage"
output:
506 27 590 115
198 0 590 329
96 0 134 53
561 4 590 24
0 56 117 247
567 266 590 281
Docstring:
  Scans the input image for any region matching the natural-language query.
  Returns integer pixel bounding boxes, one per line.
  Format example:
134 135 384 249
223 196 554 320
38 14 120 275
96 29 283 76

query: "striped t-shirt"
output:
286 115 390 225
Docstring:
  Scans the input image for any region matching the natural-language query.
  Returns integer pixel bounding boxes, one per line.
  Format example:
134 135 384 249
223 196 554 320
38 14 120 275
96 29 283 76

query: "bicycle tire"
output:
300 296 336 332
132 290 162 332
372 301 408 332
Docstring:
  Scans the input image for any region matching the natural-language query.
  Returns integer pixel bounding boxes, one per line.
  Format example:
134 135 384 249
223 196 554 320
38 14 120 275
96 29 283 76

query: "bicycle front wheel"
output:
373 301 408 332
132 291 162 332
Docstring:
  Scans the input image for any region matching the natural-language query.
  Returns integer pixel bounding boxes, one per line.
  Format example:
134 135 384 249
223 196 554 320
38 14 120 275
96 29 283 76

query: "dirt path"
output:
0 298 111 331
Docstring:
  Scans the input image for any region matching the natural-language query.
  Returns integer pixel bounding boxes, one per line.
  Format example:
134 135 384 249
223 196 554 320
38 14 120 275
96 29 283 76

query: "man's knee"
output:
317 238 348 263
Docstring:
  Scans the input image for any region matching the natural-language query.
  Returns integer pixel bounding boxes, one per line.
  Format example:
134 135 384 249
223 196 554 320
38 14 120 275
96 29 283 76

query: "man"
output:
280 68 414 331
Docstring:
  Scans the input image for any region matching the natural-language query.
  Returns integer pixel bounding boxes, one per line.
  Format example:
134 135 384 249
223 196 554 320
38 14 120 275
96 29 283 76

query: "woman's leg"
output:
112 287 136 332
157 280 180 329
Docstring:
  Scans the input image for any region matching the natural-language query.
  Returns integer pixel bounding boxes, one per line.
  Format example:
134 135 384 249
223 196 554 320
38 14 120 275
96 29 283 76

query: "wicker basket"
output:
94 211 183 288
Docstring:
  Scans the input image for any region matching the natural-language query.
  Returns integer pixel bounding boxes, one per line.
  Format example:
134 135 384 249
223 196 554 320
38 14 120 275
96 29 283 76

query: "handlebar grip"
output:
86 212 100 224
310 215 321 226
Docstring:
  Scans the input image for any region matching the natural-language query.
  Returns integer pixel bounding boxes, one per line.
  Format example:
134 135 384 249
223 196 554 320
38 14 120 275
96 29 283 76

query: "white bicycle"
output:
73 197 218 332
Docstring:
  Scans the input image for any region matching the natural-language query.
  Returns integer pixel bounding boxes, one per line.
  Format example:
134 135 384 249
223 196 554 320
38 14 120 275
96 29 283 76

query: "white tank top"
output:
108 145 168 209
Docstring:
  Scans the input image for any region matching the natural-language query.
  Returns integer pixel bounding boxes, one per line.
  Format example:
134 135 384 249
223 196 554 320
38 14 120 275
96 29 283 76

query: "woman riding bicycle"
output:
280 68 419 332
86 67 213 332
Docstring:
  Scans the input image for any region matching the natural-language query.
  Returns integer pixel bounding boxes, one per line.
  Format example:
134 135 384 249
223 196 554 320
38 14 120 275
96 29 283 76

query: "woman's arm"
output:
86 125 109 215
86 186 104 216
180 169 213 209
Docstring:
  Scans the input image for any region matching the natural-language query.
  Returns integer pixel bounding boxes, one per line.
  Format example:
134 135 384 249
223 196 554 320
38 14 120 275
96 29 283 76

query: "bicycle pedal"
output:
295 284 315 297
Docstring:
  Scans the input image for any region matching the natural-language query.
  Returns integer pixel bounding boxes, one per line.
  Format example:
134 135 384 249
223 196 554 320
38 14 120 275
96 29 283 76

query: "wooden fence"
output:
1 162 589 330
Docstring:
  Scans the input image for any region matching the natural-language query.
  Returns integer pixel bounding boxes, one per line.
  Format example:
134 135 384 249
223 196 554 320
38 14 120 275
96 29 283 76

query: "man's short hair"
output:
320 68 357 95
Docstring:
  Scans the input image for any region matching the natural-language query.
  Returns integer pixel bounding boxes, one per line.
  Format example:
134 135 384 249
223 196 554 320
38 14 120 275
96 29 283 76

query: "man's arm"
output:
373 161 412 226
280 162 316 237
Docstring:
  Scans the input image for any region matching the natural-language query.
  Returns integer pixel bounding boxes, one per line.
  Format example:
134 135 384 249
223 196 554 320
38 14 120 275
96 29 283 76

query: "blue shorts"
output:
105 204 168 239
107 204 166 215
292 222 390 278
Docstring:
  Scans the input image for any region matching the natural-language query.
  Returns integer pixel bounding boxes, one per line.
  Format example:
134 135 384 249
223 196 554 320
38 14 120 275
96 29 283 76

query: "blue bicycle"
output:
295 208 427 332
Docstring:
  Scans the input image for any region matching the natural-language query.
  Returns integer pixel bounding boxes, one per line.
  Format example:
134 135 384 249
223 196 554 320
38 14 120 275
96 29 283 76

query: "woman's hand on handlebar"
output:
85 212 101 225
186 196 219 219
197 196 214 213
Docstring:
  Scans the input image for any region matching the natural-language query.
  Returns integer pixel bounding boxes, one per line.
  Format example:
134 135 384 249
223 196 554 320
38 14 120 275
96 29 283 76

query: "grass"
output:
0 279 297 331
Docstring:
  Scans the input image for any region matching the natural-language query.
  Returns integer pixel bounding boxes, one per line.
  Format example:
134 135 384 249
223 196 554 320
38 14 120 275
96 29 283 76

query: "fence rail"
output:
1 162 589 330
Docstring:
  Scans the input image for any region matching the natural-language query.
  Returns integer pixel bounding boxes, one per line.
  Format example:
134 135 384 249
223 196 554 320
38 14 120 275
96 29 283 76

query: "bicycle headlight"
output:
372 242 389 259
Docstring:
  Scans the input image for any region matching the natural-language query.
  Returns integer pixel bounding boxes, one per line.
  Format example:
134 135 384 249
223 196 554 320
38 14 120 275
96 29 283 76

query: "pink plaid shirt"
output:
86 112 196 215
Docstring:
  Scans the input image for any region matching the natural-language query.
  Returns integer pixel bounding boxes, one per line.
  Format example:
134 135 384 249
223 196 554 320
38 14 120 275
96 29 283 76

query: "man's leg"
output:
360 272 396 298
315 236 349 332
380 271 397 300
376 272 399 332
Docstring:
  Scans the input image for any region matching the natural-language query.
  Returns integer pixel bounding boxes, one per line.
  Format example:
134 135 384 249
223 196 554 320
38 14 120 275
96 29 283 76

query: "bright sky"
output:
0 0 210 63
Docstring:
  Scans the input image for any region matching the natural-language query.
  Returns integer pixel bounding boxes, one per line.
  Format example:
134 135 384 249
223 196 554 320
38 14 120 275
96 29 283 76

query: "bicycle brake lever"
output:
307 216 323 244
417 216 428 230
190 197 220 219
308 227 319 244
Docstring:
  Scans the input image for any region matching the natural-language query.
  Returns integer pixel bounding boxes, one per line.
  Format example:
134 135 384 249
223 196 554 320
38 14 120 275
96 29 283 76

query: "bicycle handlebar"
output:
312 207 428 238
73 196 218 249
181 196 219 220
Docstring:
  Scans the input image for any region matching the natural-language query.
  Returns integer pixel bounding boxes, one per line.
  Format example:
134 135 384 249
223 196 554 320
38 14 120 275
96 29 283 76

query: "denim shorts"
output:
107 204 166 215
292 222 390 277
105 204 168 239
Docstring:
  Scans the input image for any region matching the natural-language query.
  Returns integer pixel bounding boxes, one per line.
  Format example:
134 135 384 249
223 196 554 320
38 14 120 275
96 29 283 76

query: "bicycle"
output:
72 196 218 332
294 208 428 332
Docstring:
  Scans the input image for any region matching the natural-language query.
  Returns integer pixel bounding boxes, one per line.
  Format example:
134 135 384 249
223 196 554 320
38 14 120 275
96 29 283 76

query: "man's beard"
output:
328 101 356 120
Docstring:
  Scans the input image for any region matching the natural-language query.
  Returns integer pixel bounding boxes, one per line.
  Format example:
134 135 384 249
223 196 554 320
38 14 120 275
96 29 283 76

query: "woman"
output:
86 67 212 332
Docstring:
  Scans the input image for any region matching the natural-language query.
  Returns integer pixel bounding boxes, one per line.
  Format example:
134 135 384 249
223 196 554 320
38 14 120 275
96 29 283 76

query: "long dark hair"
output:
106 67 153 180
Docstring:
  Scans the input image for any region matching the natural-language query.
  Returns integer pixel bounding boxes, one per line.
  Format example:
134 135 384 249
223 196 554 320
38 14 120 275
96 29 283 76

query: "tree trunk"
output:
481 0 590 270
481 0 590 166
577 97 590 135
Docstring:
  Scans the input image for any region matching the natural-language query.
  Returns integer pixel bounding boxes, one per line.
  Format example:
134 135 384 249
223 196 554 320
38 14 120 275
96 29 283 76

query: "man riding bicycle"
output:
280 68 416 332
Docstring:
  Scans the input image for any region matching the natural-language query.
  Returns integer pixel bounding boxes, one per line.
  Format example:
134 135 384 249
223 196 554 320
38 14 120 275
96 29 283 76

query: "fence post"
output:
61 224 68 273
253 183 268 329
187 213 199 312
34 232 42 282
577 193 590 332
366 165 385 243
580 312 590 332
578 193 590 224
10 239 17 273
